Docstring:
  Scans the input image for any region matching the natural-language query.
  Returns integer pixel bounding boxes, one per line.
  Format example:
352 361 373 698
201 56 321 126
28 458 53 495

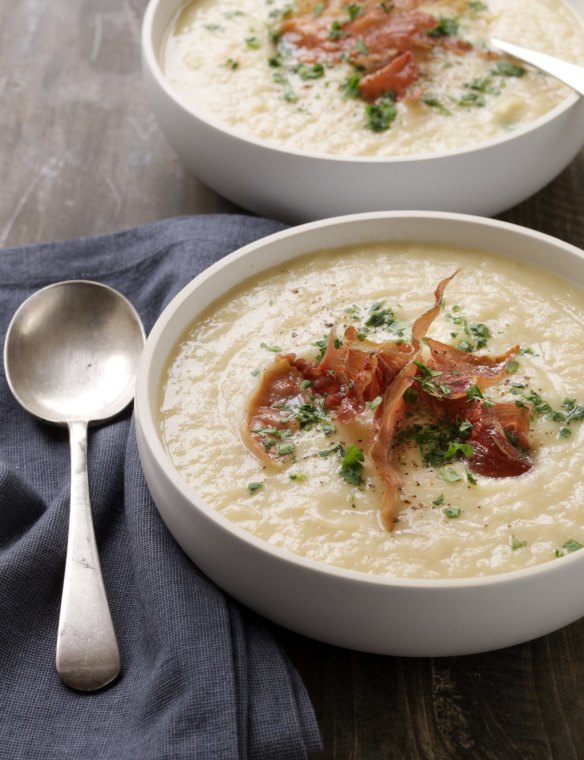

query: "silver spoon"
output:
491 38 584 97
4 280 145 692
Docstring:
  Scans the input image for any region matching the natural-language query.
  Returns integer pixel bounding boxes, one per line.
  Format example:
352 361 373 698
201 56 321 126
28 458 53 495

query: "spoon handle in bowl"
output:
56 420 121 692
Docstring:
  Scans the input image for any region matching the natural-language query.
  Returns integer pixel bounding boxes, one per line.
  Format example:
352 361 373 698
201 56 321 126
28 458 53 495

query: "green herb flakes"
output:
247 482 264 495
245 36 261 48
493 61 526 78
432 493 444 506
507 359 520 374
437 467 463 483
427 16 459 38
563 539 583 553
421 93 452 115
260 341 282 352
289 472 307 481
344 73 361 98
443 506 461 519
365 96 397 132
295 62 325 80
511 535 527 551
459 92 485 108
319 442 343 457
340 444 365 486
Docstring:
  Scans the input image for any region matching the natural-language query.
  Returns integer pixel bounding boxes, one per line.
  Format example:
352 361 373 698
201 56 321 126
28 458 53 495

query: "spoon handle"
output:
56 420 121 691
491 38 584 97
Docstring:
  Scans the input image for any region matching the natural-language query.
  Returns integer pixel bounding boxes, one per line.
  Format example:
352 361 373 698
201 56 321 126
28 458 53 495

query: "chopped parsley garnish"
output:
562 539 583 553
427 16 459 38
245 36 261 48
247 481 264 495
295 62 325 79
438 467 463 483
465 77 498 94
492 61 526 78
294 403 322 429
511 535 527 551
328 20 347 40
444 305 491 352
277 442 296 457
313 336 328 361
432 493 444 506
421 93 452 115
272 70 297 102
347 3 363 20
260 341 282 352
515 390 584 435
340 444 365 486
369 395 383 411
412 360 448 397
400 419 473 468
294 401 336 436
443 506 461 519
225 58 239 70
468 1 488 10
459 92 486 108
289 472 307 481
365 95 397 132
353 39 368 55
466 384 484 401
344 73 361 98
466 470 478 485
366 301 394 327
319 442 343 457
507 359 519 374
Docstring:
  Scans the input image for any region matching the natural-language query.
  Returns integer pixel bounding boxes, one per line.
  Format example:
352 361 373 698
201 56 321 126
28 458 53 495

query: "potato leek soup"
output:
160 244 584 579
161 0 584 157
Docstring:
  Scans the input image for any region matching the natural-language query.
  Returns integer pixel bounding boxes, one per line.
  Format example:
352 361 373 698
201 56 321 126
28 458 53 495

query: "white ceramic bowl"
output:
141 0 584 223
135 211 584 656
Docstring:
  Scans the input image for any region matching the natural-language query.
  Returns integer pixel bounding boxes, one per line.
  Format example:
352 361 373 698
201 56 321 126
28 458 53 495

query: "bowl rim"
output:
136 209 584 591
141 0 582 164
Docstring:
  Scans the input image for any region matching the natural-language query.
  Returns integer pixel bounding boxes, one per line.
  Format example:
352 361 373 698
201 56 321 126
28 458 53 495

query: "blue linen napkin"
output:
0 215 321 759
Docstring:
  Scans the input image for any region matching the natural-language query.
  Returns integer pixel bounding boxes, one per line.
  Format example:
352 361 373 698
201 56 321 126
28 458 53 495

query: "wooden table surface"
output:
3 1 584 757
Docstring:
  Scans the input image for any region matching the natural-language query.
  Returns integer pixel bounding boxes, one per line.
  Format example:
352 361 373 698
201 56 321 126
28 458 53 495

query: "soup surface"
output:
161 0 584 157
160 243 584 579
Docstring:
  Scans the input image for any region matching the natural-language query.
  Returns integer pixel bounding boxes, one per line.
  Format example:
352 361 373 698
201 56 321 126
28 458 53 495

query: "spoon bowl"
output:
4 280 145 691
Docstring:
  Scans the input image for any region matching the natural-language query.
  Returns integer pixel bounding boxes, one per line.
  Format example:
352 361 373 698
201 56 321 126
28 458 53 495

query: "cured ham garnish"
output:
243 270 534 530
283 325 413 422
424 338 520 398
369 271 456 528
463 401 532 478
243 356 304 468
276 0 473 103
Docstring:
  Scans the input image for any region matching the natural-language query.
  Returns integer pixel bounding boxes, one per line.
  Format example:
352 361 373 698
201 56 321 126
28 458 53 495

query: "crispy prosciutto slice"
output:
369 271 456 528
463 401 532 478
284 325 413 422
425 338 519 398
276 0 473 103
243 269 535 531
242 356 303 468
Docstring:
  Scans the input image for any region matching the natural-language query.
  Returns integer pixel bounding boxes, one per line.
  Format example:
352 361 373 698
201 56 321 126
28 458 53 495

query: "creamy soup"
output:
161 0 584 157
160 244 584 579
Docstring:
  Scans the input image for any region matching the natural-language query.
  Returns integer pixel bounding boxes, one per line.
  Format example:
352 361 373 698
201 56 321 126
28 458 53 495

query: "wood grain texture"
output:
2 0 584 757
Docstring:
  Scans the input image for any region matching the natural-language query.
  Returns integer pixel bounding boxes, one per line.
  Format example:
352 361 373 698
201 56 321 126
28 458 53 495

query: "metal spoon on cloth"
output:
491 39 584 97
4 280 145 692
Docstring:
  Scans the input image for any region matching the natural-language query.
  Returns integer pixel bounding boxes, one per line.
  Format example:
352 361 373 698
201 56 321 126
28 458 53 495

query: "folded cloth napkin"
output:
0 215 321 759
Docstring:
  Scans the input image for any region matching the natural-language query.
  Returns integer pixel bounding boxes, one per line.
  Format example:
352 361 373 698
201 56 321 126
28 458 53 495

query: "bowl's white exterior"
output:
135 212 584 656
142 0 584 223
